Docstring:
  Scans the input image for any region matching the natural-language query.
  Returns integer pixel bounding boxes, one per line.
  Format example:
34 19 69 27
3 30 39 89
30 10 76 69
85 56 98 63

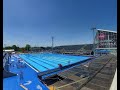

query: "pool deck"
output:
3 55 49 90
80 54 117 90
46 54 117 90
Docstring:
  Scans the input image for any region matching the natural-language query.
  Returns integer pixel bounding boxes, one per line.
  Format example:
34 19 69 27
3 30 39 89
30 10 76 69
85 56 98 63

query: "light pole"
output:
91 27 96 56
51 36 54 53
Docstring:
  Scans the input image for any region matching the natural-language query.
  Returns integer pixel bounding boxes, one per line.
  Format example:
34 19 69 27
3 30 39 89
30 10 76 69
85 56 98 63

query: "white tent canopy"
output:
3 49 14 52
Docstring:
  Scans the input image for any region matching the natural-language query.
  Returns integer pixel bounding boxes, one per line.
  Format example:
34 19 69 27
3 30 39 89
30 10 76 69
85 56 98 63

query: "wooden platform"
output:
46 54 117 90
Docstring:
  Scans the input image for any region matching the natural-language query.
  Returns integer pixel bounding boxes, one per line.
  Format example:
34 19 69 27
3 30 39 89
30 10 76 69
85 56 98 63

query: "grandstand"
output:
94 29 117 55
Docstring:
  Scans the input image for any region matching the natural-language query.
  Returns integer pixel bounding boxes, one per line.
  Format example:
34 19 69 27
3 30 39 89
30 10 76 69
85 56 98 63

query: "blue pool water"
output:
19 53 90 72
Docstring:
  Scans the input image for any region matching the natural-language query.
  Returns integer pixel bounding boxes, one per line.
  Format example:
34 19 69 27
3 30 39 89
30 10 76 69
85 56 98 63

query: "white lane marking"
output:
23 81 32 85
36 85 43 90
22 60 39 73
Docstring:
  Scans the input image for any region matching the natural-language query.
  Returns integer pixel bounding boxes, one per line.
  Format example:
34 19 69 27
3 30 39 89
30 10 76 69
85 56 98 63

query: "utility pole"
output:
4 44 6 51
91 27 96 56
51 36 54 53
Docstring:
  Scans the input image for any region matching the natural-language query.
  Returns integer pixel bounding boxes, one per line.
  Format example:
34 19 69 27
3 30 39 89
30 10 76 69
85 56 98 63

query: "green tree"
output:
40 47 46 50
12 45 18 51
4 46 12 49
20 47 25 52
25 44 31 51
46 47 51 50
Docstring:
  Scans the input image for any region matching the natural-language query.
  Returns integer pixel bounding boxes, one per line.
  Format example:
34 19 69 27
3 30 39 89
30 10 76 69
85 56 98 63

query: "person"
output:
18 59 20 63
19 71 24 84
9 62 12 67
16 63 19 69
58 64 63 70
91 51 94 55
68 61 70 65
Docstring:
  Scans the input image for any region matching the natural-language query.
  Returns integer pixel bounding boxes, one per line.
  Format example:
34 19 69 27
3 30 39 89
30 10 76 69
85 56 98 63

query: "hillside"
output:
54 44 93 51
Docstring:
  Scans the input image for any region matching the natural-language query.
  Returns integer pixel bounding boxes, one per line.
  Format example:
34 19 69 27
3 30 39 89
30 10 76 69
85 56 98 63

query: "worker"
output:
68 61 70 65
58 64 63 70
19 71 24 84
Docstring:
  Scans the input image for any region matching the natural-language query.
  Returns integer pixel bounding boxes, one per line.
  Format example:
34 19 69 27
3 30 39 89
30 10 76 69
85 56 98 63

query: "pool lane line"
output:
21 54 90 69
45 56 90 63
33 54 76 66
23 54 90 67
21 55 49 71
29 54 69 64
18 55 40 73
35 55 70 63
24 55 68 68
20 56 47 71
34 54 84 66
29 55 56 68
23 55 50 70
23 60 39 73
37 54 80 61
33 55 69 65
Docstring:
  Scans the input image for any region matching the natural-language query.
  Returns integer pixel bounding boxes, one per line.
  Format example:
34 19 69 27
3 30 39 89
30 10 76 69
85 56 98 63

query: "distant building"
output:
95 29 117 55
3 49 15 52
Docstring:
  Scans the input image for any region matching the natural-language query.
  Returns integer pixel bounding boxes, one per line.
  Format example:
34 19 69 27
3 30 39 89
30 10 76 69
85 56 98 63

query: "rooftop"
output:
97 29 117 33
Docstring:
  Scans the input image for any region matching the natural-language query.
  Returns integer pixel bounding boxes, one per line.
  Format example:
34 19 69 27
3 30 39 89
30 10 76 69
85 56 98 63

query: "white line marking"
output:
37 85 43 90
24 81 32 85
17 55 39 73
23 61 39 73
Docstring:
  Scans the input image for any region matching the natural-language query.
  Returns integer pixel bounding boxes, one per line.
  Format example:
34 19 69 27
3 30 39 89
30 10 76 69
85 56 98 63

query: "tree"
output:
20 47 25 53
25 44 31 51
40 47 46 50
12 45 18 51
4 46 12 49
46 47 51 50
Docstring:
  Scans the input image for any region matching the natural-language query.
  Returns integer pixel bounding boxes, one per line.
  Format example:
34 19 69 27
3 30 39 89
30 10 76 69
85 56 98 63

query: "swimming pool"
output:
19 53 90 72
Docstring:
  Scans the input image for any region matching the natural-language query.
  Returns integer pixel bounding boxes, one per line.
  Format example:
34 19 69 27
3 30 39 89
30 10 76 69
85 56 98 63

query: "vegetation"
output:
3 44 30 52
3 44 93 52
25 44 31 51
12 45 19 51
54 44 93 50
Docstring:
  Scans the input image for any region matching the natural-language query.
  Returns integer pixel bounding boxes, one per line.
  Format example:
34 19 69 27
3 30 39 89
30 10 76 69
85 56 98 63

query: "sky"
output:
3 0 117 47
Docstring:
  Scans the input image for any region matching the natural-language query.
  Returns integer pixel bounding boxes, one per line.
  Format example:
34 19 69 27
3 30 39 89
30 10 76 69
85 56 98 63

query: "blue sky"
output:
3 0 117 47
